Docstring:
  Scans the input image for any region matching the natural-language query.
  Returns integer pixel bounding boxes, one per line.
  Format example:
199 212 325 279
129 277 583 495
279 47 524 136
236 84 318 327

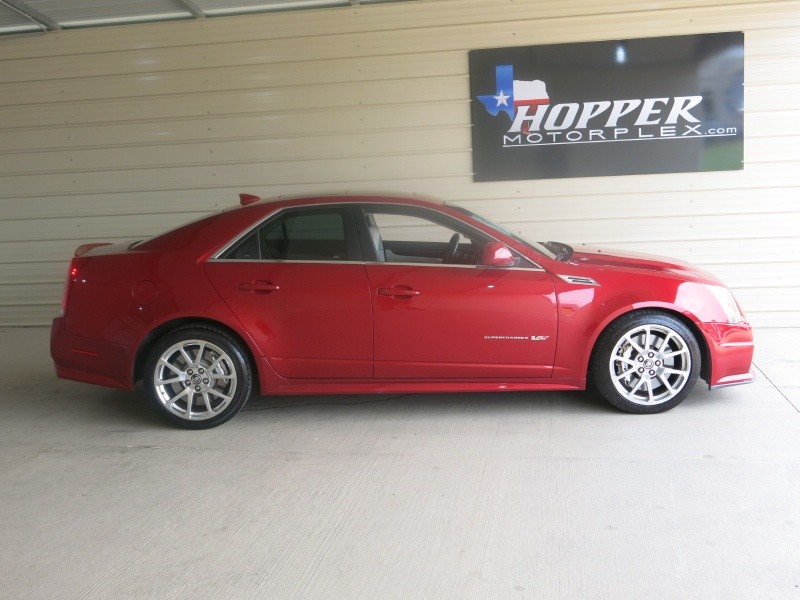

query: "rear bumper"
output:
698 321 755 389
50 316 135 390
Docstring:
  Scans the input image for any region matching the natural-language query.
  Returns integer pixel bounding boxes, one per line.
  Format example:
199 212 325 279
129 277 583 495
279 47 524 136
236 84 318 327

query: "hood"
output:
567 244 722 284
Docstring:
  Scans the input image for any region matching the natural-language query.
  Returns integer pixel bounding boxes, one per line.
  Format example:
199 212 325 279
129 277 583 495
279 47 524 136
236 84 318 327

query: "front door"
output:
362 206 557 379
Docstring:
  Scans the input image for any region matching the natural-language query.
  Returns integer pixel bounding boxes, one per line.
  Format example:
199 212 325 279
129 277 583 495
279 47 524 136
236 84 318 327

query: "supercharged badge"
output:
484 335 550 341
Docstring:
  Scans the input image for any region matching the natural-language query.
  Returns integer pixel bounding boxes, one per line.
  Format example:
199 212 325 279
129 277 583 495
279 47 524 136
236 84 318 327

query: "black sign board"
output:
469 33 744 181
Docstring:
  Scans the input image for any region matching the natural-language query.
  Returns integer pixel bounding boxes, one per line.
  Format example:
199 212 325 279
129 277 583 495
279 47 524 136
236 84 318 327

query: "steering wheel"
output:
444 233 460 263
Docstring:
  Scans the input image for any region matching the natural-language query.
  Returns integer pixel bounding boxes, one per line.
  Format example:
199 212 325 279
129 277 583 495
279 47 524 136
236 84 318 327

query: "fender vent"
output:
558 274 600 286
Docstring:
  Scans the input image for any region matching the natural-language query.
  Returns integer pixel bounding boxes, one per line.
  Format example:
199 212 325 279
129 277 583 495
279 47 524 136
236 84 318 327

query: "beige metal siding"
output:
0 0 798 327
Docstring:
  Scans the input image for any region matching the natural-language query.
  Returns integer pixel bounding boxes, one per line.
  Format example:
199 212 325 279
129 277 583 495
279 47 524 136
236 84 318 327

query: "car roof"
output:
237 192 446 211
137 193 458 256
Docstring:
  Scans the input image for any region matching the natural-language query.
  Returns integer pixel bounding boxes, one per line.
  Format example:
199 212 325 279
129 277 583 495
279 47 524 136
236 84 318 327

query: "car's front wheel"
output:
144 326 253 429
591 311 701 414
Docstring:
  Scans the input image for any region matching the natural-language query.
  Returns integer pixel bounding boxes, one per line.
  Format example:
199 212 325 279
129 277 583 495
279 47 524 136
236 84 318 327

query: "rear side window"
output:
222 208 349 261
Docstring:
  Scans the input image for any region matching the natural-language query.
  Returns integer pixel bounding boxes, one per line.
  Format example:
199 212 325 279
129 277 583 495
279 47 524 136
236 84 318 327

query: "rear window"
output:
222 208 349 261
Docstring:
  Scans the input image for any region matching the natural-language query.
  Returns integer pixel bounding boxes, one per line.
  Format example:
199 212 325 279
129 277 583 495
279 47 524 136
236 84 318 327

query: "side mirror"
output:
481 242 517 267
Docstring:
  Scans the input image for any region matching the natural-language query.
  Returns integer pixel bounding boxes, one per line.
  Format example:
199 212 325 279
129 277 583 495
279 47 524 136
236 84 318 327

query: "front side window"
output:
365 207 485 265
448 205 561 261
222 208 349 261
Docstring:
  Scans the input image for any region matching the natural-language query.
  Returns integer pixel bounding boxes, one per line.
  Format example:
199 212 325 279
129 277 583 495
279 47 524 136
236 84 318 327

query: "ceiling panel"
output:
0 2 39 32
0 0 411 36
198 0 346 12
24 0 189 24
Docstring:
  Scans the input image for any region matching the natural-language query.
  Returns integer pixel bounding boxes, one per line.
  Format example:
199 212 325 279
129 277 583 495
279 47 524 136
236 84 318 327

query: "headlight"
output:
707 285 746 324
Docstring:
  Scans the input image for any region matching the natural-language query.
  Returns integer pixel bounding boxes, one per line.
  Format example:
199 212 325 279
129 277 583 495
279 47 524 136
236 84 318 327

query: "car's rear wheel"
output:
591 311 700 414
144 326 253 429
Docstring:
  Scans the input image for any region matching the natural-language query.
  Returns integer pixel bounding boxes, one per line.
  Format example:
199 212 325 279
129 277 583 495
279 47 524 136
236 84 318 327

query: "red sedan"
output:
51 194 754 428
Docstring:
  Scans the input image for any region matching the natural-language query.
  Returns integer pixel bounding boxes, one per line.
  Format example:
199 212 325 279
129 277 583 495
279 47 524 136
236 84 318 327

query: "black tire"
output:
143 325 253 429
591 311 701 414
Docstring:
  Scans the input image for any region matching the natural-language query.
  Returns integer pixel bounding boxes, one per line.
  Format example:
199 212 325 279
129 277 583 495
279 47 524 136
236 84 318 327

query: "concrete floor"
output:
0 327 798 600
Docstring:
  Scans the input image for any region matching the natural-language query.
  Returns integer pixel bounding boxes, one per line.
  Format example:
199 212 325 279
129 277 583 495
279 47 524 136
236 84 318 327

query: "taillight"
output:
60 257 88 316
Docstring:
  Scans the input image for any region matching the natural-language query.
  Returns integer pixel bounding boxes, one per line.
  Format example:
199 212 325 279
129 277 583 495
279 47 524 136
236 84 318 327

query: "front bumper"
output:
709 370 756 390
697 321 755 389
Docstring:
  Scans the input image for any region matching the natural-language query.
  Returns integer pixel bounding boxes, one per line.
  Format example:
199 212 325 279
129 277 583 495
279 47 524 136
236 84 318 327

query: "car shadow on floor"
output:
242 388 615 418
62 384 618 429
8 368 733 431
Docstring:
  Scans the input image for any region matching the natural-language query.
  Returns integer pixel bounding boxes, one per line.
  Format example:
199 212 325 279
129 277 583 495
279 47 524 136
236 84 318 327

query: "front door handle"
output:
238 280 280 293
377 286 420 298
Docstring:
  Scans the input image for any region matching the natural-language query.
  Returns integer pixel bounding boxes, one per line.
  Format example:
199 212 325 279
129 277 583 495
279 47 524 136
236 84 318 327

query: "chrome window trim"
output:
207 258 545 272
207 258 358 266
210 200 546 271
363 261 545 272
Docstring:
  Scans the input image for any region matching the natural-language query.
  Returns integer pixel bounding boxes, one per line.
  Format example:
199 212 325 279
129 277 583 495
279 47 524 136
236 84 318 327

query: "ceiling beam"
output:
174 0 206 19
0 0 61 30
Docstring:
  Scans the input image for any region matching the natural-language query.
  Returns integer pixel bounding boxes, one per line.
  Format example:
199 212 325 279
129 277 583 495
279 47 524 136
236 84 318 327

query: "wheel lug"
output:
638 357 643 362
195 386 201 392
649 370 655 376
199 368 204 374
187 369 193 375
656 361 661 366
648 352 654 358
203 378 209 384
638 368 645 373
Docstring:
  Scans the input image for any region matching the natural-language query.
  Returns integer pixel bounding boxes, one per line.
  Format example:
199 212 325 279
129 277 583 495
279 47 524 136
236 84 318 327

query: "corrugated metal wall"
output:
0 0 797 327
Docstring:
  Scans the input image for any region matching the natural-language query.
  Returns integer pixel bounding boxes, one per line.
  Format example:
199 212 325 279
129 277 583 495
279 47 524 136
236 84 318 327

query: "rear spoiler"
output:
74 243 112 257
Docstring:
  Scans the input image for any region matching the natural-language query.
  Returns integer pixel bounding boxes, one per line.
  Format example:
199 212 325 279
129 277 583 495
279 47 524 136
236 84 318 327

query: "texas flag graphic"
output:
477 65 549 123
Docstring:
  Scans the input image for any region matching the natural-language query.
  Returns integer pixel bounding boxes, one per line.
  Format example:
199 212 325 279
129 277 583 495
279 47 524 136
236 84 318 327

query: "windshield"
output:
448 206 570 261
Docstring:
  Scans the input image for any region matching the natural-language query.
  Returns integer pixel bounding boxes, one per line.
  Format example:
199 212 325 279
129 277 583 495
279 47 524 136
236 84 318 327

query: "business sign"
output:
469 33 744 181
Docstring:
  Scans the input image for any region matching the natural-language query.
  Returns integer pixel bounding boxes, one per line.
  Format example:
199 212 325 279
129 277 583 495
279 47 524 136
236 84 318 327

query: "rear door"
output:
205 205 372 379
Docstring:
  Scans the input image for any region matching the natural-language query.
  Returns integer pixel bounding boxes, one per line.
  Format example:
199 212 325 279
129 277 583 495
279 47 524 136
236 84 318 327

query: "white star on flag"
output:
494 90 510 107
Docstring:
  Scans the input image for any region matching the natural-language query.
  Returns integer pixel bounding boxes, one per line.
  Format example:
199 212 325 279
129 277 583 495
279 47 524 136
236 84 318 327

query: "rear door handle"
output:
237 280 280 293
377 286 420 298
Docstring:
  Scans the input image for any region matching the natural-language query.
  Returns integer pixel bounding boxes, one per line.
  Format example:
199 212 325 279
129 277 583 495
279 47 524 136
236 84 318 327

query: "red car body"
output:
51 194 754 425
